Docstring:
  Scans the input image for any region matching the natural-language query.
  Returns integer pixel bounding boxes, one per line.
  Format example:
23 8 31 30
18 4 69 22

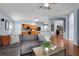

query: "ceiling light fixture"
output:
44 3 49 7
39 3 50 10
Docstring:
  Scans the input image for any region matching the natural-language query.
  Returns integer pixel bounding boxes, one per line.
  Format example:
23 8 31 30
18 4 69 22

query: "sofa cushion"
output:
0 47 20 56
20 40 40 54
19 35 38 41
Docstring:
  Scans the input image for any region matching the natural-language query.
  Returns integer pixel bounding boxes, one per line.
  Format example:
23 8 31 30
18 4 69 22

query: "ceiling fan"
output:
39 3 57 10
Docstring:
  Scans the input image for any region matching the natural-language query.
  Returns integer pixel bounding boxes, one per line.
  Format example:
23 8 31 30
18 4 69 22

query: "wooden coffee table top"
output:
32 46 65 56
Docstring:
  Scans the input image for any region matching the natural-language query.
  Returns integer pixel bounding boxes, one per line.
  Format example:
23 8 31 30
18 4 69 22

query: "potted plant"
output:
42 41 51 54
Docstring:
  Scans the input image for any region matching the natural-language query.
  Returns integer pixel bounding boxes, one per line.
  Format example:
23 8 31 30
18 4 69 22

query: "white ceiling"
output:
0 3 79 21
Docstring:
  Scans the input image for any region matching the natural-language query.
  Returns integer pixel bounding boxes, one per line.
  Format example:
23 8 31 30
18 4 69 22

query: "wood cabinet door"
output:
1 35 10 47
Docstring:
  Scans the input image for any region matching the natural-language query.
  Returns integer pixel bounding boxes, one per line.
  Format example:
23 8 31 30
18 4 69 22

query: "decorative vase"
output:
45 47 49 55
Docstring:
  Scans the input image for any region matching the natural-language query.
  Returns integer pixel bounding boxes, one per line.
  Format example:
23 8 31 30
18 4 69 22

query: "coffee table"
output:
32 46 66 56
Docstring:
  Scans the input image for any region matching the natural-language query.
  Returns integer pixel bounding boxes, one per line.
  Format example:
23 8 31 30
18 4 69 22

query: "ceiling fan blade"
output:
39 6 43 9
44 7 50 10
48 7 50 10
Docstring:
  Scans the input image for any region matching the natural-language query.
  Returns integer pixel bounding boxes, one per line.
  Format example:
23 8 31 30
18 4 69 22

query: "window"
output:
41 24 48 31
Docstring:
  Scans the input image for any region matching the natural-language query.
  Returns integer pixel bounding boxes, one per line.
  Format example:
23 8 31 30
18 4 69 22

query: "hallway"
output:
50 35 79 56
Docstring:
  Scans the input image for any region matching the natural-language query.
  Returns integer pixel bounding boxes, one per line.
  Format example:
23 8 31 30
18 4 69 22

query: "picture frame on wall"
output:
5 20 9 30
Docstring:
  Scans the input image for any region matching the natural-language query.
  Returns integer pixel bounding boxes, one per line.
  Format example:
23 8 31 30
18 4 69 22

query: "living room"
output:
0 3 79 56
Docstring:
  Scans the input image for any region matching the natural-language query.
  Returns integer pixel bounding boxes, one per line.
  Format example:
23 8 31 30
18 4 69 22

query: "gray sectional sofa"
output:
0 47 20 56
19 34 45 55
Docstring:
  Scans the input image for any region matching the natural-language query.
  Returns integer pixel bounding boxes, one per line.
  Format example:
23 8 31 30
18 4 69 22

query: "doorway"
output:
51 20 64 36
